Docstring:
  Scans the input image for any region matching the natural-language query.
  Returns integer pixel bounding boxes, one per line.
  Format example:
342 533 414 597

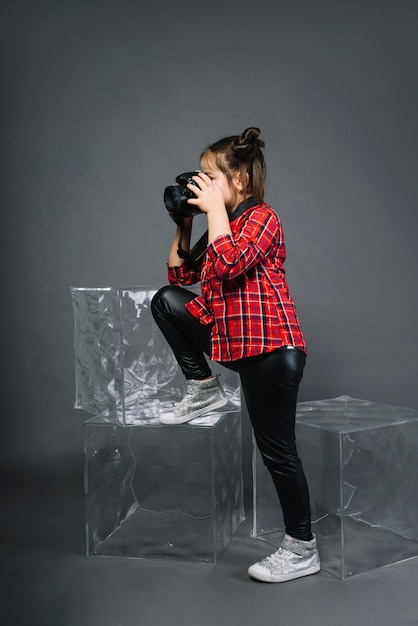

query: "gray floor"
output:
3 474 418 626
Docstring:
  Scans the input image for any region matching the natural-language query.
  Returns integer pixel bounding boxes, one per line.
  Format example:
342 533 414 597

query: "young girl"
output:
151 127 320 583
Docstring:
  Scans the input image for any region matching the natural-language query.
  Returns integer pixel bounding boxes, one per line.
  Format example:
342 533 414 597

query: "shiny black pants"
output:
151 285 312 540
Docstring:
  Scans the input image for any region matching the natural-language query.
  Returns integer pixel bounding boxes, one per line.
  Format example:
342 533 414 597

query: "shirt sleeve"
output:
206 207 281 280
167 262 202 286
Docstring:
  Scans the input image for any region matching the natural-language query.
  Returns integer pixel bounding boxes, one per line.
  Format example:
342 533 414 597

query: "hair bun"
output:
232 127 265 160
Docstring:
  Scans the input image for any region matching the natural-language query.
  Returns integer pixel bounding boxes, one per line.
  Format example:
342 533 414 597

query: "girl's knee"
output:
151 285 188 323
151 285 175 312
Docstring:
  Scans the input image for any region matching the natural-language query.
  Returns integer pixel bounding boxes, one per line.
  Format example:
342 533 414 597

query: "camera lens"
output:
164 185 184 212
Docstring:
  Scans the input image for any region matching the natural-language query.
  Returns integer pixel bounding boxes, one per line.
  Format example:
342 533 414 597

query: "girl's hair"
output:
201 127 266 203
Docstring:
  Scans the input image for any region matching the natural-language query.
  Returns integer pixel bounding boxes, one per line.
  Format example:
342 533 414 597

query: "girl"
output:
151 127 320 583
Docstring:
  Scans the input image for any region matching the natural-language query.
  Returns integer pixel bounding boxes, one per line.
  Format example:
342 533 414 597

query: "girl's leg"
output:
238 347 312 540
151 285 227 424
151 285 212 380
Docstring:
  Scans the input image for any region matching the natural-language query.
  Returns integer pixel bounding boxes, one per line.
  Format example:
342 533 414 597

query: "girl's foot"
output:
248 534 320 583
160 376 227 424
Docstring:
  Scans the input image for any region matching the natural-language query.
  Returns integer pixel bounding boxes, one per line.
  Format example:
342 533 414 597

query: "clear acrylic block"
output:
252 396 418 579
71 286 240 425
84 409 245 562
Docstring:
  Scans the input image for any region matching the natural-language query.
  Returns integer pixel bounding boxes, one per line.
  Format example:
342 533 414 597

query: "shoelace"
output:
262 547 289 567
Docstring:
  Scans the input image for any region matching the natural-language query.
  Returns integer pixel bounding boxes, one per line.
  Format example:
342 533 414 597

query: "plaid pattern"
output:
168 203 307 362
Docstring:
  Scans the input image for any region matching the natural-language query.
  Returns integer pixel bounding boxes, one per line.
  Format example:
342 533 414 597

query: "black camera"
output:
163 171 203 221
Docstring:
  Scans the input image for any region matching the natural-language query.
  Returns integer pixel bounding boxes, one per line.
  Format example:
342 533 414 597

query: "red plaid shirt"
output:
167 202 307 362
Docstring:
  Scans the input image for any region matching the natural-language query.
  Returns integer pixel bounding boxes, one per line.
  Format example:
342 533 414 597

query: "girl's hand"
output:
186 172 226 215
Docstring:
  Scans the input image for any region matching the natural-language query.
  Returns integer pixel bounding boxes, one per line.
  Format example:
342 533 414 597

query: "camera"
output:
163 171 203 221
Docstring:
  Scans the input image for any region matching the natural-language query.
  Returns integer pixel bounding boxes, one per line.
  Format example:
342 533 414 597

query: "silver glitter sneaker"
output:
248 534 320 583
159 376 227 425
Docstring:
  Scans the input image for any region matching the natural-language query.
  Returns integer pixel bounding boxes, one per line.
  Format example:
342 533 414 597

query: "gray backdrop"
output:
1 0 417 485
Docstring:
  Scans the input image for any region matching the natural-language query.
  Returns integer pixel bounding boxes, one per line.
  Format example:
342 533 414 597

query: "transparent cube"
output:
252 396 418 579
71 286 240 425
84 409 245 562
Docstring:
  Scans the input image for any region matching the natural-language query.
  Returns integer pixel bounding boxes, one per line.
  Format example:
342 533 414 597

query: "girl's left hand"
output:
186 172 226 215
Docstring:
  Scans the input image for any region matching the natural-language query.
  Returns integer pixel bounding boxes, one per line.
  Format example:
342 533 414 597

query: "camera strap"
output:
177 226 208 262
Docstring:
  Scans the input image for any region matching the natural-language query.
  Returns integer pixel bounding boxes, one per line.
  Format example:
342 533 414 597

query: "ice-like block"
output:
84 409 245 562
252 396 418 579
71 286 240 425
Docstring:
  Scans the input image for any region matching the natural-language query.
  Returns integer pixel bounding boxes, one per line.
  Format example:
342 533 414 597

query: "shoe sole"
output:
159 397 228 425
248 562 321 583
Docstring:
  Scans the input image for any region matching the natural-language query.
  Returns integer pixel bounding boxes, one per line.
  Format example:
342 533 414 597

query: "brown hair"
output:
201 127 266 203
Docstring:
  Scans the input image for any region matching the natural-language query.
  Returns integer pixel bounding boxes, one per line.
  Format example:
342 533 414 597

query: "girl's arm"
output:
206 208 232 245
167 217 193 267
166 216 202 286
209 207 281 280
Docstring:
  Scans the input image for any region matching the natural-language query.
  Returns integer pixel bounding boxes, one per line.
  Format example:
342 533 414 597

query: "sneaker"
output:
159 376 227 425
248 534 320 583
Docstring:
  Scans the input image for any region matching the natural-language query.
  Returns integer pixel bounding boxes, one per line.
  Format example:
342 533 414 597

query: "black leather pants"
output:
151 285 312 540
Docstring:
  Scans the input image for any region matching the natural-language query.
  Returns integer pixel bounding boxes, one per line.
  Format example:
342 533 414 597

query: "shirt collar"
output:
229 196 258 222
